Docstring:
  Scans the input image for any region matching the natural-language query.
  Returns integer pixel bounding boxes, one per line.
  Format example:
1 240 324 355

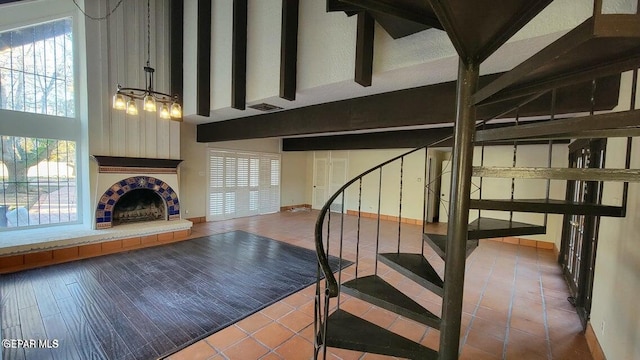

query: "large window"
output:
0 14 79 231
208 150 280 221
0 136 77 228
0 18 74 117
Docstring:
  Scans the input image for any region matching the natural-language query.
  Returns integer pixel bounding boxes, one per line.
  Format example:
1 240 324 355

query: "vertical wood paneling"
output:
99 0 178 159
109 0 126 157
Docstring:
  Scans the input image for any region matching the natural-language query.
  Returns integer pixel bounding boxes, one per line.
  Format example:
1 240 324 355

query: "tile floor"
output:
166 210 592 360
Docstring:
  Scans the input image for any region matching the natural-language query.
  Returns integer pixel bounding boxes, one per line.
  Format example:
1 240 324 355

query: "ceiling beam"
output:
280 0 299 101
197 74 620 142
196 0 212 116
232 0 248 110
170 0 184 112
282 124 569 151
355 12 375 87
341 0 442 29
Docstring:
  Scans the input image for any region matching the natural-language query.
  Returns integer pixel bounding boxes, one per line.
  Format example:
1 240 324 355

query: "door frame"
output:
559 138 606 328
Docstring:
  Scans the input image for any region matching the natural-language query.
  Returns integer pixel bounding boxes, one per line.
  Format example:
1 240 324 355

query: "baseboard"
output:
280 204 312 212
488 237 555 250
345 210 424 226
0 229 193 275
586 322 607 360
186 216 206 224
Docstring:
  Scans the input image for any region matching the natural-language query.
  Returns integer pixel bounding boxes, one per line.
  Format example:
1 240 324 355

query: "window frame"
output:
0 0 84 231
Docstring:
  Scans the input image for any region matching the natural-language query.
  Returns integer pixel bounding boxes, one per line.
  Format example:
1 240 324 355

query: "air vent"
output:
249 103 283 112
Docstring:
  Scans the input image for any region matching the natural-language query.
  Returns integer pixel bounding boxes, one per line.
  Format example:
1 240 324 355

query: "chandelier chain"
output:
147 0 151 66
73 0 125 21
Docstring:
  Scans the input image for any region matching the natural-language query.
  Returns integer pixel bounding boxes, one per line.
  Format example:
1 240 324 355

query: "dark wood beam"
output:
197 74 620 142
341 0 442 29
326 0 361 13
196 0 212 116
282 123 569 151
232 0 248 110
170 0 184 114
280 0 299 101
355 12 375 87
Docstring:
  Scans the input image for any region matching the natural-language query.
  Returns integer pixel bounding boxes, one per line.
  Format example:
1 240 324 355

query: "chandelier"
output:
112 0 182 121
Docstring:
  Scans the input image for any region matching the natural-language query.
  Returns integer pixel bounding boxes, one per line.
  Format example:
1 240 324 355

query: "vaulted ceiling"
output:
174 1 635 147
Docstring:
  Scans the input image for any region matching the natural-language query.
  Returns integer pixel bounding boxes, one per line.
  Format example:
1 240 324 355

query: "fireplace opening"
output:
112 189 166 225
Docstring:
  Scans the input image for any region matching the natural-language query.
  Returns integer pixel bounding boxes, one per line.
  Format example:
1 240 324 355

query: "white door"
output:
312 157 328 210
328 158 348 212
312 153 348 211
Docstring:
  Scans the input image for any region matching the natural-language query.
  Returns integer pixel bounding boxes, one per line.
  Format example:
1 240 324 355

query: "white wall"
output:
344 149 427 221
281 152 311 207
589 70 640 360
438 144 568 243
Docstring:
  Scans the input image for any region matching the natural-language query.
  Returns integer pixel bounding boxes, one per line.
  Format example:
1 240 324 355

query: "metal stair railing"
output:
313 135 451 359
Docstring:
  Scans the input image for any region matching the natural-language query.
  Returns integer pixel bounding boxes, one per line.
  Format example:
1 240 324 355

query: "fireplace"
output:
93 156 182 229
112 189 165 225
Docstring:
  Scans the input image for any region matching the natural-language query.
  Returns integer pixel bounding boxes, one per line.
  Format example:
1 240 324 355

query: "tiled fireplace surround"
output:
0 156 193 274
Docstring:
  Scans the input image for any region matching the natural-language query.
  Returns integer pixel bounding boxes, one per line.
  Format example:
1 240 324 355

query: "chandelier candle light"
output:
112 0 182 121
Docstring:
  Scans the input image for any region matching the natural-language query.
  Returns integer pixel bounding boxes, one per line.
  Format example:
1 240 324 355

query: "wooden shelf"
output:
473 13 640 105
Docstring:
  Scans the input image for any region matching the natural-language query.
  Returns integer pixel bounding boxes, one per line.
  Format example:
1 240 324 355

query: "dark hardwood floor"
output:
0 231 345 360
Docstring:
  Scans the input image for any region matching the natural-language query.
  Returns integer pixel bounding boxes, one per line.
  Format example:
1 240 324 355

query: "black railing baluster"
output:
545 89 557 227
356 178 362 279
397 156 404 253
374 168 382 276
422 148 429 257
337 191 345 307
510 108 520 223
621 68 637 215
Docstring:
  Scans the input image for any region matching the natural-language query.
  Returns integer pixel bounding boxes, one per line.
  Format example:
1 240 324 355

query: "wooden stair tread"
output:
474 109 640 142
322 309 438 359
468 217 546 239
423 233 479 259
378 253 444 297
470 198 625 217
341 275 440 329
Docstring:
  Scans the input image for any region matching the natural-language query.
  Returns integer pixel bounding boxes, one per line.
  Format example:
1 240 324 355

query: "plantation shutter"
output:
207 149 280 221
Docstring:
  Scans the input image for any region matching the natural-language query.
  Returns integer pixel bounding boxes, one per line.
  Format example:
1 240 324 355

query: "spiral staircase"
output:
314 1 640 359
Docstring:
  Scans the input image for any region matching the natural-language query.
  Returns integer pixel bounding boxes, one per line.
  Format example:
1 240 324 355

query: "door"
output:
312 157 328 210
560 138 606 328
312 152 348 211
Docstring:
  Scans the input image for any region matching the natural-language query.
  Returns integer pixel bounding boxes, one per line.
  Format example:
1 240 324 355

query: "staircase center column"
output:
439 58 479 360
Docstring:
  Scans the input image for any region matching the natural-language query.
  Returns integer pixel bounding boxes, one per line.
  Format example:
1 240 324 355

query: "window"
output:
0 136 77 228
0 18 74 117
208 150 280 221
0 14 80 231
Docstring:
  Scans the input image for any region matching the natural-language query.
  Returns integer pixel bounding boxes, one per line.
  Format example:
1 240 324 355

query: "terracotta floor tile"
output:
253 322 295 349
464 330 505 357
277 309 315 333
259 352 284 360
237 312 273 334
222 337 269 360
205 325 248 351
459 344 501 360
388 317 427 342
274 336 314 360
170 340 217 360
261 301 296 320
361 306 399 329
